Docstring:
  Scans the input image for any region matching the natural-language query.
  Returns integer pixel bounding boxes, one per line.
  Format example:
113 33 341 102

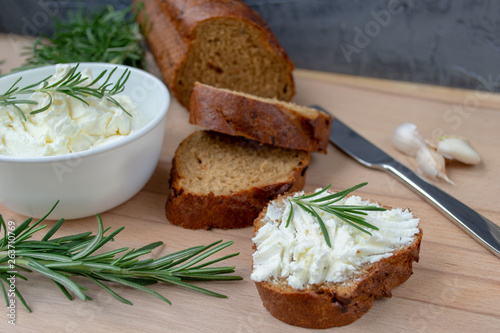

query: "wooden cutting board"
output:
1 37 499 332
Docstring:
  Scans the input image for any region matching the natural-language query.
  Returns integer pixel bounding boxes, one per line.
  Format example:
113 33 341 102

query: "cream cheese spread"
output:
251 190 420 289
0 64 147 157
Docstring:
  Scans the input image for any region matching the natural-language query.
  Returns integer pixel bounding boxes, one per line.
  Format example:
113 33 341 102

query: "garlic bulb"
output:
416 144 455 185
392 123 424 156
437 136 481 165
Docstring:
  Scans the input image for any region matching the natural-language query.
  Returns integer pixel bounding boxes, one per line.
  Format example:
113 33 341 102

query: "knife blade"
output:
312 105 500 259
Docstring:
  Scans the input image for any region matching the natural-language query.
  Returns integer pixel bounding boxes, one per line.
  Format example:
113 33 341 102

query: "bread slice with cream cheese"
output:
251 189 422 328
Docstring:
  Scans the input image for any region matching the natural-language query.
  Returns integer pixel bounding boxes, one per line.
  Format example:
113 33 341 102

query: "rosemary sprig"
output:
286 183 386 247
18 4 149 70
0 204 241 312
0 64 131 121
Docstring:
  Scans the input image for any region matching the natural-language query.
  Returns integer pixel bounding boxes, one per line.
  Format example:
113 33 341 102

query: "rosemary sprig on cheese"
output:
286 183 385 247
0 64 131 121
0 203 241 312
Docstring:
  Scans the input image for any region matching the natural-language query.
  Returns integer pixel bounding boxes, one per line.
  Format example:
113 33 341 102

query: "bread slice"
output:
136 0 295 109
165 131 310 229
189 82 333 153
251 190 422 328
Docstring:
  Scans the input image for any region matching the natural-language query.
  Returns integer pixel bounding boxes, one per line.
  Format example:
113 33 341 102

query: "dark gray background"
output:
1 0 499 92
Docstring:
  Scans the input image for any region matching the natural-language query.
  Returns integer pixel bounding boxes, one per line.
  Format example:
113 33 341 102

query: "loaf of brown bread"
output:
252 190 422 328
189 82 333 153
136 0 295 109
165 131 309 229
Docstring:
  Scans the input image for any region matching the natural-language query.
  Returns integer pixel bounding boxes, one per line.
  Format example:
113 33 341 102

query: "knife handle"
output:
382 160 500 258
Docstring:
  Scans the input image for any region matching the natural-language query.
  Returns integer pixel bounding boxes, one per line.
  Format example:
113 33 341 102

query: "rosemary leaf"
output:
174 274 241 281
309 182 368 203
0 215 8 249
20 252 75 262
328 210 375 235
158 246 210 270
175 267 237 276
88 276 132 305
10 217 34 238
121 277 160 286
285 200 294 228
71 215 104 260
141 257 175 270
54 281 74 301
50 232 93 243
156 277 228 299
44 262 84 269
134 241 164 254
127 259 157 270
299 183 332 199
121 248 154 262
41 218 65 241
0 277 32 312
319 206 379 230
86 225 126 256
306 203 332 248
83 248 129 262
81 262 123 272
189 252 240 270
93 272 172 305
12 226 48 245
110 247 139 266
25 258 88 301
169 241 234 272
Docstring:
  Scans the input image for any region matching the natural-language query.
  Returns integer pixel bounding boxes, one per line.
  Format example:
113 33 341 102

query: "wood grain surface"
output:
1 34 499 333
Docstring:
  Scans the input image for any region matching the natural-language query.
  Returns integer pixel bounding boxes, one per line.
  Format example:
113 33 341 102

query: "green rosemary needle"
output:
0 63 131 121
0 203 241 312
19 4 149 70
286 183 386 247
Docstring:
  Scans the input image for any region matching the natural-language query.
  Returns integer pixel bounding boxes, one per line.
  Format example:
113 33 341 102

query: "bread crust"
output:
252 193 422 328
165 132 310 229
135 0 295 108
189 82 333 153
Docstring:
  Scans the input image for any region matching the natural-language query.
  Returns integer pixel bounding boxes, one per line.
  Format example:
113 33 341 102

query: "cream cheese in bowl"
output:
0 63 170 219
0 64 149 157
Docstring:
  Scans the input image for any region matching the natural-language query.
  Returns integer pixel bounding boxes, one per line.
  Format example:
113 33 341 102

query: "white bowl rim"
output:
0 62 170 163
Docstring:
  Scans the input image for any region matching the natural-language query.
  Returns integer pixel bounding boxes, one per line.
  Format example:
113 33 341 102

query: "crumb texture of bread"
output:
252 191 422 328
189 82 333 152
136 0 295 109
165 131 309 229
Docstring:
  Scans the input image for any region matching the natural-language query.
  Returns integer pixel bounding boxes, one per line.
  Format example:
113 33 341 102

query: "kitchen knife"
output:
312 105 500 259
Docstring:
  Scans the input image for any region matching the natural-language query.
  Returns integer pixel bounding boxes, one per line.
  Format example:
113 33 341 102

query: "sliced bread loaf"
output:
165 131 310 229
136 0 295 109
251 188 422 328
189 82 333 153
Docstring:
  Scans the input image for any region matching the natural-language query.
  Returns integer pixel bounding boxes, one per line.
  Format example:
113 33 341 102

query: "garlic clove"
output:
437 135 481 165
416 144 455 185
392 123 425 156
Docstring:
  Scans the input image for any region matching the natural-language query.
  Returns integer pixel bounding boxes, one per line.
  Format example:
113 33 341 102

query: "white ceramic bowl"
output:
0 63 170 219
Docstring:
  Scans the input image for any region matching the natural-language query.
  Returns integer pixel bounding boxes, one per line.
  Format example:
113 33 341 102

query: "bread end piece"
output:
137 0 295 109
